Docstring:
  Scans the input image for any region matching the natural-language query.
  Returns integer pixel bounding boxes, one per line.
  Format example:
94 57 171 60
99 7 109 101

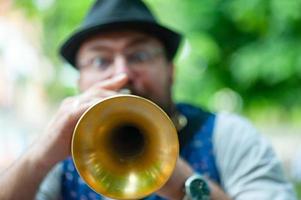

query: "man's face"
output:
76 30 174 113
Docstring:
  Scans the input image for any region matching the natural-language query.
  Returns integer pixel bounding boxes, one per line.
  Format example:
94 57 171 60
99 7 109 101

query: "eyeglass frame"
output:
77 45 167 71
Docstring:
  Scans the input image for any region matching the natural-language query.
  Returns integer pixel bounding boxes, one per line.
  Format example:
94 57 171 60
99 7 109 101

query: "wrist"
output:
156 168 193 199
27 138 58 172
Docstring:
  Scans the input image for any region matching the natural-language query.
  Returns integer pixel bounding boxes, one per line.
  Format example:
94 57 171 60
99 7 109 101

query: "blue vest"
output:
61 104 220 200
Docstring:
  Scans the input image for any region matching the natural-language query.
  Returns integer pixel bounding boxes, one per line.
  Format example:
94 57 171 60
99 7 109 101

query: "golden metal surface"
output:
72 95 179 199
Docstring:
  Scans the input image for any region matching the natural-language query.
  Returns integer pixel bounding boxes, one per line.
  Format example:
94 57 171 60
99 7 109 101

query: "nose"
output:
113 55 135 90
114 55 131 75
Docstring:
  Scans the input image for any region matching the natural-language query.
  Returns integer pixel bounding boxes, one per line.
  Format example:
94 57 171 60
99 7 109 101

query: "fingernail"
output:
119 88 131 94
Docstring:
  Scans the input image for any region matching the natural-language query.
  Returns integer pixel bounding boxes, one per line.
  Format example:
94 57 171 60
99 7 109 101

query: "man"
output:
0 0 296 199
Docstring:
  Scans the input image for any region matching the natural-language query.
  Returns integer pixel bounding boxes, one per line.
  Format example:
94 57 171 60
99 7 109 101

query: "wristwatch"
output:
183 174 211 200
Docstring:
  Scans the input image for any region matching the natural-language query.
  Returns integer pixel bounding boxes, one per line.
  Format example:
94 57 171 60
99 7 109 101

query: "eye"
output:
91 56 112 70
127 51 151 64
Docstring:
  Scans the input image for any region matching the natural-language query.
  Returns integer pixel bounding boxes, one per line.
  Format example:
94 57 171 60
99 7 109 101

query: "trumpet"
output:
72 94 179 199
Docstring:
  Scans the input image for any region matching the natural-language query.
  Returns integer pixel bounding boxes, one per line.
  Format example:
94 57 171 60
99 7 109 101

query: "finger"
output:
71 98 104 120
80 88 118 103
92 73 128 91
76 73 128 110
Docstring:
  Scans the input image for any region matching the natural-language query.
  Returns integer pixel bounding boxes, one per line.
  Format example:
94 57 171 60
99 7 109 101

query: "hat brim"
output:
59 21 182 68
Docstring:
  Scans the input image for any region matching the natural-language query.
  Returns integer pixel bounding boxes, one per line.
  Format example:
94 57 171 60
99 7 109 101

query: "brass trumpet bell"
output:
72 95 179 199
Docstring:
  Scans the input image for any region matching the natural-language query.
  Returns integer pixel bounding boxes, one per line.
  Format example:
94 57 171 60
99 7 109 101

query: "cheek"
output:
133 68 169 95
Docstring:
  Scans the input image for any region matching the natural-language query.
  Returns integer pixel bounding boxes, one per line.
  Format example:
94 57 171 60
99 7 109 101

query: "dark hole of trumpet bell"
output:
109 124 145 160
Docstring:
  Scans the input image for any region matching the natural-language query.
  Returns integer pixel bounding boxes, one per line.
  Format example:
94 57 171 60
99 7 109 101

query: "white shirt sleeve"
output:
213 113 297 200
35 163 63 200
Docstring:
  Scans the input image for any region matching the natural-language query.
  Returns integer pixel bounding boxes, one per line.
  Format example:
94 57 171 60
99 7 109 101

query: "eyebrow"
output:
84 44 113 52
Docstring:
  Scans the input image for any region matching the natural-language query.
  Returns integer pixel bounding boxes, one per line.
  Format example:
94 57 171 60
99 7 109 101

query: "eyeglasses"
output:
80 47 165 71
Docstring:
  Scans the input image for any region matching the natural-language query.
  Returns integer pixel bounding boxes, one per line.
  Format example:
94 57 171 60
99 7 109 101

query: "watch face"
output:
189 177 210 200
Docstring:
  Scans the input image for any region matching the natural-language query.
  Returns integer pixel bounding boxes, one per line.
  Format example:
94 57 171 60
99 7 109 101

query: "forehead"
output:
78 30 164 53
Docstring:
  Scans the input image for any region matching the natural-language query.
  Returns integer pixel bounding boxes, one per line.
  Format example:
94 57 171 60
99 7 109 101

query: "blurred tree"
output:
14 0 301 118
14 0 93 101
145 0 301 117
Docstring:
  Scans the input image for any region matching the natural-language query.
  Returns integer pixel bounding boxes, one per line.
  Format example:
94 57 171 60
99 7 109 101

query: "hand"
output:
31 73 128 168
156 157 194 200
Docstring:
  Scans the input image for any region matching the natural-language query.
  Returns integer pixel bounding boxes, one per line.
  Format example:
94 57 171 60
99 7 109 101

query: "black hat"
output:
60 0 182 68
